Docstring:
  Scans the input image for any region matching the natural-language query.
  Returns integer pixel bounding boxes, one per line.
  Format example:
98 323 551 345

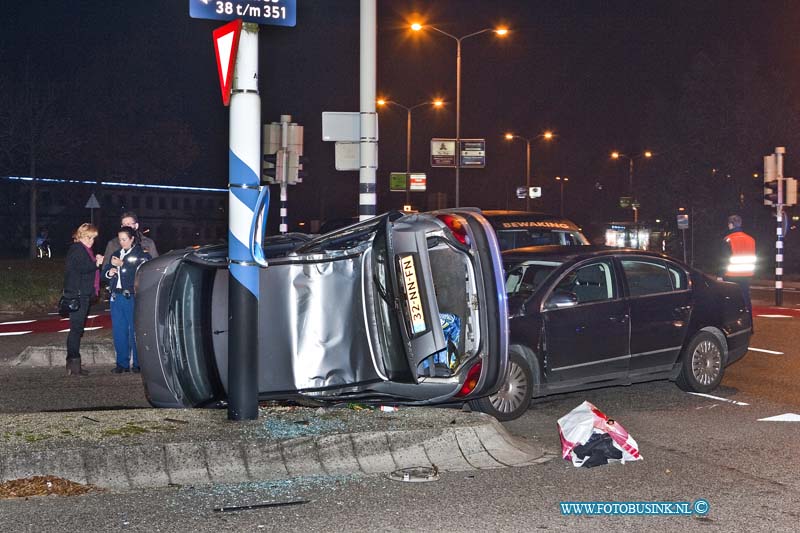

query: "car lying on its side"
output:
135 209 509 415
476 245 752 421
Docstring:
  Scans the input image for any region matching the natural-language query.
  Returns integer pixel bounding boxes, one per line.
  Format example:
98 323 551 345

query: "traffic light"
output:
262 152 286 184
764 180 779 206
787 177 798 206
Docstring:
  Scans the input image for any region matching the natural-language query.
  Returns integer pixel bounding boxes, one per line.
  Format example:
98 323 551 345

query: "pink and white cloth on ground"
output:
557 401 642 467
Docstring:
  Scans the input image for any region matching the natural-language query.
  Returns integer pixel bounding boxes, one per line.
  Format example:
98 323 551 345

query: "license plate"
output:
399 255 426 334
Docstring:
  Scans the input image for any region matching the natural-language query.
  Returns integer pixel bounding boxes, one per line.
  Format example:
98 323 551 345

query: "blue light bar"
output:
3 176 227 193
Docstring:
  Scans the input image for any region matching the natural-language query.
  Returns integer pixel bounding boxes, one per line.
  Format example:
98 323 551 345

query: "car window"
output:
666 263 688 290
505 260 561 298
621 259 673 296
496 229 588 249
553 261 615 304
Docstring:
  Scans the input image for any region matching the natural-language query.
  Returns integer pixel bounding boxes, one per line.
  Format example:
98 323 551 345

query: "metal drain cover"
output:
388 466 440 483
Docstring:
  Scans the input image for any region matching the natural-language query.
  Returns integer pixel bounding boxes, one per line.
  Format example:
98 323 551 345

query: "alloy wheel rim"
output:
691 339 722 385
489 360 528 413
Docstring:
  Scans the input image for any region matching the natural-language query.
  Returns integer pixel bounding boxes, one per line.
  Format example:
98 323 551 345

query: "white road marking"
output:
756 314 793 318
688 392 749 406
58 326 104 333
748 347 784 355
0 331 33 336
0 319 36 325
758 413 800 422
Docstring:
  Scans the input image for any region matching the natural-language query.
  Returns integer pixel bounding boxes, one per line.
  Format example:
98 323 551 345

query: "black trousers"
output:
724 277 751 310
66 296 92 361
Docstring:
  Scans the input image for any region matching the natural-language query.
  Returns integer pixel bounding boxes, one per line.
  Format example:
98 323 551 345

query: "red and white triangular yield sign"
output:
213 19 243 106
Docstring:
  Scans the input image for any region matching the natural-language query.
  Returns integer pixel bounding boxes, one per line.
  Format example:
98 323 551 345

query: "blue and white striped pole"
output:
228 22 260 420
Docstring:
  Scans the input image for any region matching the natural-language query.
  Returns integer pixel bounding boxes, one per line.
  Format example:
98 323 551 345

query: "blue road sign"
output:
459 139 486 168
190 0 296 27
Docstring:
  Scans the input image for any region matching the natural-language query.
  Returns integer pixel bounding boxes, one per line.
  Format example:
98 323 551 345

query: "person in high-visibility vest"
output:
721 214 756 313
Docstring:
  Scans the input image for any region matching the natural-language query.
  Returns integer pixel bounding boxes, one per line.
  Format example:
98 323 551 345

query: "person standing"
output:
721 214 756 312
103 227 151 373
103 211 158 267
63 223 104 376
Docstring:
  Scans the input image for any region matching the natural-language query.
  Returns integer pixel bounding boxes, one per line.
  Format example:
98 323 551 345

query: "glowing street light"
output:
411 22 508 207
505 131 554 211
377 98 445 205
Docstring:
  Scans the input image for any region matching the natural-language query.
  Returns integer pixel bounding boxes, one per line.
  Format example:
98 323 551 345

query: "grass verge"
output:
0 259 65 314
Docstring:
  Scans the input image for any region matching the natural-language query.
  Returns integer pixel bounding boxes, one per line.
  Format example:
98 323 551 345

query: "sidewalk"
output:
0 404 549 491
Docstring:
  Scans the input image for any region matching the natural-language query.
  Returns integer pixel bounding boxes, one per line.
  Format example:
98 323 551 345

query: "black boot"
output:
66 358 89 376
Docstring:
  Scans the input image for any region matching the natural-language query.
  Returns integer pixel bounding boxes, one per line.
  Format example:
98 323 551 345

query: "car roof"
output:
481 210 583 231
502 245 681 264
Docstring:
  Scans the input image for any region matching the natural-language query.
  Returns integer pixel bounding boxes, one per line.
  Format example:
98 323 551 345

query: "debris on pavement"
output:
0 476 98 499
557 400 642 468
388 465 440 483
213 499 310 512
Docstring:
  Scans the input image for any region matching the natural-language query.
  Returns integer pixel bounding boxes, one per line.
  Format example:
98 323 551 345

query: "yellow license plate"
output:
399 255 426 334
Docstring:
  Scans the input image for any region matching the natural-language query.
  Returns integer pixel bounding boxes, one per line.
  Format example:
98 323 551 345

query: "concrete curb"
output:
9 343 115 367
0 417 549 490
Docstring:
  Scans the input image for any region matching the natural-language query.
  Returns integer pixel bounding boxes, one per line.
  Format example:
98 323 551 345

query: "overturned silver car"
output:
135 210 510 416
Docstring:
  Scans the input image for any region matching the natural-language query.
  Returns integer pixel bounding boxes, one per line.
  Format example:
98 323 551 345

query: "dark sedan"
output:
472 246 752 421
135 210 509 414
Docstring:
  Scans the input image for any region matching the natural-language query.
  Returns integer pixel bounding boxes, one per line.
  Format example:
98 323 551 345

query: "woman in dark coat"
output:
63 223 104 376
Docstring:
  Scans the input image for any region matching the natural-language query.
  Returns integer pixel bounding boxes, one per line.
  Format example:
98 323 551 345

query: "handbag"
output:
58 294 80 316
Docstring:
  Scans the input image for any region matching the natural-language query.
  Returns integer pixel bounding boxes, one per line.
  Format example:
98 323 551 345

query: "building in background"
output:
0 176 228 257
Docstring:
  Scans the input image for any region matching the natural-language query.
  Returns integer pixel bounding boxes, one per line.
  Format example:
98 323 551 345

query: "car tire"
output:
469 350 533 421
675 331 725 393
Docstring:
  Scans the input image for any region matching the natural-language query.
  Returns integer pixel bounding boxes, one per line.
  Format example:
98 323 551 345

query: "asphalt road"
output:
1 305 799 531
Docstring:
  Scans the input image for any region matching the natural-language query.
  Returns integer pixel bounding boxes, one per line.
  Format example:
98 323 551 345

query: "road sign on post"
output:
213 19 242 106
431 138 457 167
390 172 406 192
190 0 297 26
409 173 426 191
459 139 486 168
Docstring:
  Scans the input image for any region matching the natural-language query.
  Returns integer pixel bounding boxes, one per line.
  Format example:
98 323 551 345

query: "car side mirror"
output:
544 290 578 310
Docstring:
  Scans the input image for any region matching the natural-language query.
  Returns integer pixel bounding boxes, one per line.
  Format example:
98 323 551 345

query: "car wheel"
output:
676 331 725 393
469 350 533 421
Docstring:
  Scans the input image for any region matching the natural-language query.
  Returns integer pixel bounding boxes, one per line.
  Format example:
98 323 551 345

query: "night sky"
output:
3 1 800 235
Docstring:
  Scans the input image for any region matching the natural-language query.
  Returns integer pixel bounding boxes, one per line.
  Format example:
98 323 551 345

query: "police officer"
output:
721 214 756 312
103 227 151 373
103 211 158 268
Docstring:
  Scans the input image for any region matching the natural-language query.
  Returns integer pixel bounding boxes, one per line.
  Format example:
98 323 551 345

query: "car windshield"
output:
505 260 563 299
496 229 588 249
297 215 386 253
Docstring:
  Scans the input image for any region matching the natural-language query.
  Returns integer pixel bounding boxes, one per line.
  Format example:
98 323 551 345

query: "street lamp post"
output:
505 131 554 211
611 150 653 223
378 98 444 206
411 23 508 207
555 176 568 216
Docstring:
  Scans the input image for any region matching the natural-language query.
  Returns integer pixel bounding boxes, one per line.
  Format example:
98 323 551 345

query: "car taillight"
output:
456 361 482 397
436 214 470 246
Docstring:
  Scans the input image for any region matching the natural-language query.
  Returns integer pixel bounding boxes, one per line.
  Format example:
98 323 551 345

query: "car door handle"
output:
609 315 628 323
